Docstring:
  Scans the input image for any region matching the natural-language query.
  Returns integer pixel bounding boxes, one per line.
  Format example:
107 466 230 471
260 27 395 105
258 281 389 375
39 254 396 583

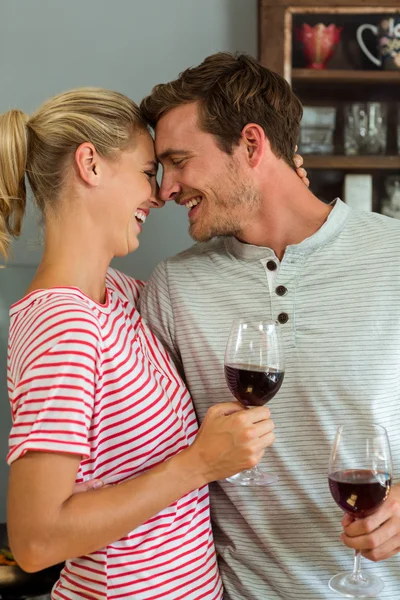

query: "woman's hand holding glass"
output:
190 401 275 485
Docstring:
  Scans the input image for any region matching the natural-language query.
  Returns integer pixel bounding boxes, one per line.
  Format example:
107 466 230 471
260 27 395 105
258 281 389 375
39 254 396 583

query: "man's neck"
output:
237 170 333 260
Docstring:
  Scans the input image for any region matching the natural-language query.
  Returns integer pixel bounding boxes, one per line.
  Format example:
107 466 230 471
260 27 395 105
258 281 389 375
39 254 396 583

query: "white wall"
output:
0 0 258 520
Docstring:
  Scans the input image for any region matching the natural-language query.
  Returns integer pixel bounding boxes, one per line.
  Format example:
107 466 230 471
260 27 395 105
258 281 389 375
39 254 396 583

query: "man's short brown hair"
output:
140 52 303 168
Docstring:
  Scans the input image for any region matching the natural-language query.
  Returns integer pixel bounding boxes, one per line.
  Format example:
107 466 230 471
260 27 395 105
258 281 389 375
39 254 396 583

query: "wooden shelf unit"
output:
304 156 400 170
259 1 400 211
292 69 400 84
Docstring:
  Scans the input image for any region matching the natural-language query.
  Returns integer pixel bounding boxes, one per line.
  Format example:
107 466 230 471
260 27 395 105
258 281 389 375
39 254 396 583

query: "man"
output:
139 53 400 599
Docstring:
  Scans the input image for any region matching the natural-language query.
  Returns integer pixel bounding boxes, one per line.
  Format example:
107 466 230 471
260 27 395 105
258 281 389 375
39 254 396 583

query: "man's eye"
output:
171 159 185 167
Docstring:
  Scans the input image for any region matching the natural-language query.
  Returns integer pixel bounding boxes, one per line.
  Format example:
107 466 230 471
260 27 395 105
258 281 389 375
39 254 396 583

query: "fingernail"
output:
93 480 103 489
294 158 301 167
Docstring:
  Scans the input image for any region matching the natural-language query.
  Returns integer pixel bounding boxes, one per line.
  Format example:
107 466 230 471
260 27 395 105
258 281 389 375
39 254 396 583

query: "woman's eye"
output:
145 171 156 180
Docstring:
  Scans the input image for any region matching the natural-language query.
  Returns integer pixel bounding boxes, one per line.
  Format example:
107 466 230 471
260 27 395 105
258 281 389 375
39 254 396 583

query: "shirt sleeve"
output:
7 300 101 465
138 261 183 376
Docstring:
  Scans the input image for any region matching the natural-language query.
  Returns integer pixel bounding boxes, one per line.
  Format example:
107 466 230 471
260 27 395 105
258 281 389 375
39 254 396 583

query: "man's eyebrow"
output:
157 149 190 161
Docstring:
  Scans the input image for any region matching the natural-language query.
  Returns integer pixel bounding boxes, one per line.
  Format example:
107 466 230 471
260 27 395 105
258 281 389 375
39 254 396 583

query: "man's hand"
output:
73 479 103 494
340 482 400 562
294 147 309 187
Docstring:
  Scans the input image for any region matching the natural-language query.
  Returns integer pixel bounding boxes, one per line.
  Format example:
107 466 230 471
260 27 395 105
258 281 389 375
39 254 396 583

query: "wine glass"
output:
328 423 393 597
224 318 285 486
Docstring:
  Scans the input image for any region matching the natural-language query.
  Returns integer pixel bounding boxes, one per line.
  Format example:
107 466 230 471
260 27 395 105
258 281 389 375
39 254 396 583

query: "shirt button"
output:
276 285 287 296
277 312 289 324
267 260 277 271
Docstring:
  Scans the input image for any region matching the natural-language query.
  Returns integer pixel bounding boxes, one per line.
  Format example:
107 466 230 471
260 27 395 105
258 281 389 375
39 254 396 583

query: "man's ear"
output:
241 123 266 168
75 142 100 186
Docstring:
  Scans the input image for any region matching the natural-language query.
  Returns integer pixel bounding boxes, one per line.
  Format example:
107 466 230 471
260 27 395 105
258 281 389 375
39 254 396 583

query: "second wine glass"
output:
224 318 285 486
328 423 392 597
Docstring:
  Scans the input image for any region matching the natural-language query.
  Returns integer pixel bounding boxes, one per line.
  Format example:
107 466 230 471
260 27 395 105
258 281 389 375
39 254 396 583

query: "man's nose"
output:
159 177 181 203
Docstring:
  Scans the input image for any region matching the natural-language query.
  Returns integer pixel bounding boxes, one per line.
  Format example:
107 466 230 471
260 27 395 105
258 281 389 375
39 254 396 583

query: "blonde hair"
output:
0 87 147 260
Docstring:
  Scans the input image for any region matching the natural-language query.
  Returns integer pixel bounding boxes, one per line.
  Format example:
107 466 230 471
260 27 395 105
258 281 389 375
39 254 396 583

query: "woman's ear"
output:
241 123 266 168
75 142 100 186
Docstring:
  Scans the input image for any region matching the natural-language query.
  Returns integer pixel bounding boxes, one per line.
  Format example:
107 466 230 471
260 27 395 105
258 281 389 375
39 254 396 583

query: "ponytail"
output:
0 109 28 260
0 88 146 262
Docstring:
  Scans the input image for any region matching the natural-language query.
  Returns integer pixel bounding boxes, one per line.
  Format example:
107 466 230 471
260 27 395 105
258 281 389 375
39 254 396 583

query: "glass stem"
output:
240 466 260 477
350 550 363 583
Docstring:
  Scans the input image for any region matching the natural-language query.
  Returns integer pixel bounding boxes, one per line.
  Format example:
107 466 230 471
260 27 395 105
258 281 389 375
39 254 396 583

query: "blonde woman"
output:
0 89 276 600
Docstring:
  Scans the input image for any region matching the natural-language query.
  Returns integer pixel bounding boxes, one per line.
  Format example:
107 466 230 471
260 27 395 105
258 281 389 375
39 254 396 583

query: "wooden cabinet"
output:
259 0 400 212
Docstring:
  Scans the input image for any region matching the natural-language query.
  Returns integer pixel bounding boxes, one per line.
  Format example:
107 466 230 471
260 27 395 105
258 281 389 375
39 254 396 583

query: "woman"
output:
0 88 275 599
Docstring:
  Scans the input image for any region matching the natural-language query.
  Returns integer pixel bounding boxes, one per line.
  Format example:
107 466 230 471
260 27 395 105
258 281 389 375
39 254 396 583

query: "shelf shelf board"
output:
292 69 400 84
304 156 400 169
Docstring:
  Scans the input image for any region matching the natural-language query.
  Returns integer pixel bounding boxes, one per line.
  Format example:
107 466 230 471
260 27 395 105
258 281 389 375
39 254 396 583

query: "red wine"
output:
329 469 391 517
224 364 284 407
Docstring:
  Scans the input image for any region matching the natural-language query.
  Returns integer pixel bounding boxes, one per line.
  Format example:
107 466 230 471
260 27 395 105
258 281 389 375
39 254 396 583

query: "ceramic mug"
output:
357 17 400 70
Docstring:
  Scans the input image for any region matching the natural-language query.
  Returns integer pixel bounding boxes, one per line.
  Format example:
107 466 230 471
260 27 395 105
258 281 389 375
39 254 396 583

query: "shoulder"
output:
143 240 226 290
162 239 227 271
106 268 144 306
145 239 229 290
348 208 400 236
9 289 101 332
8 290 102 381
172 238 226 261
344 209 400 256
142 240 228 310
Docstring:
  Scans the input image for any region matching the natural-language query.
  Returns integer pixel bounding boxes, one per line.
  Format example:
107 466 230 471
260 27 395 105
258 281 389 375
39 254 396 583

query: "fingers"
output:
296 166 308 179
362 533 400 562
257 429 276 450
294 154 303 168
245 405 271 423
209 401 244 416
230 408 275 451
239 415 275 445
73 479 103 494
227 406 272 434
210 402 271 422
295 163 310 188
340 496 400 562
341 517 400 556
253 415 275 439
343 498 397 537
342 513 355 528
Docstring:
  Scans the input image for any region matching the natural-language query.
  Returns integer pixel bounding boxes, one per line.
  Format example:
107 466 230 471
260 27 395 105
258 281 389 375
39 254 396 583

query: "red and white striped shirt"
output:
7 268 222 600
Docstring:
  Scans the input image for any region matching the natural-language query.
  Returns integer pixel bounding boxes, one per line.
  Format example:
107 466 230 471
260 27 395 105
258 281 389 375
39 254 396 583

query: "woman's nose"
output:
149 182 165 209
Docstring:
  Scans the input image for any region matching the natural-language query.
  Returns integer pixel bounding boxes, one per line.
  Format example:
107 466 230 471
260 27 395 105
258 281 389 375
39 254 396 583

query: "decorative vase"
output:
296 23 343 69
